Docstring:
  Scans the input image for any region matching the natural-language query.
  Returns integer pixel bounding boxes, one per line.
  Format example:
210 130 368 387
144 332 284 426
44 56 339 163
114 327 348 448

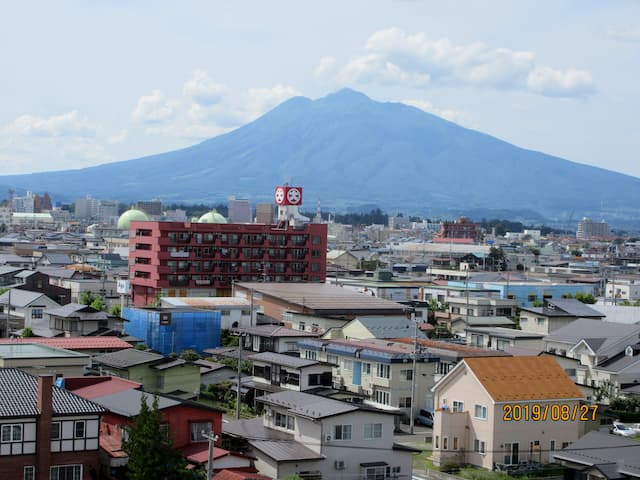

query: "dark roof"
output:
89 389 180 417
545 319 640 358
248 351 322 369
553 430 640 477
0 369 104 417
258 390 359 419
236 282 408 315
223 417 323 462
93 349 165 368
0 289 49 308
44 302 108 320
521 299 605 317
234 325 318 338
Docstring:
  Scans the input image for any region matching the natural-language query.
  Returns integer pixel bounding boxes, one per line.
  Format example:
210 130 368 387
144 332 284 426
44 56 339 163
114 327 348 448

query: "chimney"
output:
37 375 53 480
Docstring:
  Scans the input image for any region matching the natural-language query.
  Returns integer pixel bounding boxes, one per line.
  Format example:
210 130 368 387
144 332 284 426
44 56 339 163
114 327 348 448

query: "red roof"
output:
0 336 132 350
64 376 141 399
180 443 252 464
214 470 272 480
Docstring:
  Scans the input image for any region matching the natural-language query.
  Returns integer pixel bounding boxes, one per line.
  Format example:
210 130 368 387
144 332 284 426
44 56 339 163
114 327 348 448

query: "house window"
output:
364 466 386 480
399 397 412 408
474 439 486 454
536 317 545 325
74 421 85 438
190 422 212 442
31 308 43 319
400 369 413 381
550 440 556 452
561 442 570 449
327 354 338 365
1 424 22 442
363 423 383 439
343 359 353 370
453 437 459 450
435 435 439 448
376 363 390 379
363 363 371 374
24 466 35 480
528 294 537 302
474 404 487 419
275 413 295 431
334 424 352 440
305 350 317 360
299 321 306 331
374 390 390 405
452 401 464 412
443 437 448 450
51 422 61 440
49 464 81 480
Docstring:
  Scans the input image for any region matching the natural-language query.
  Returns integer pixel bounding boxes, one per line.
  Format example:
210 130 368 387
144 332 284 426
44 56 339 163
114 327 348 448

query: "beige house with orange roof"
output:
432 356 591 470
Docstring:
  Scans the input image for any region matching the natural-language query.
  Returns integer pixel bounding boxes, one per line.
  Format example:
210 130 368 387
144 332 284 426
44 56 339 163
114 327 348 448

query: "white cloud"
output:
131 90 179 123
183 70 226 105
314 56 337 77
107 129 128 144
402 99 473 126
327 27 594 98
3 111 96 138
244 84 301 119
526 67 595 98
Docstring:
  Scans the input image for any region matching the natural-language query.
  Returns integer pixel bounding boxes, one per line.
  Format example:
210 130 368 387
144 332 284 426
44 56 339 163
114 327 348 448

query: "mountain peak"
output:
319 88 372 104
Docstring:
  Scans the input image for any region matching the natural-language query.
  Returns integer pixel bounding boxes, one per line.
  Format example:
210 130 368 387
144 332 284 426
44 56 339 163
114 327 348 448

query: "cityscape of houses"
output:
1 186 640 480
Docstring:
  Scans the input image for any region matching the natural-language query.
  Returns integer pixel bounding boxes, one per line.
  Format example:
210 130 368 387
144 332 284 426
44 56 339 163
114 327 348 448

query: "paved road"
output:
394 424 433 446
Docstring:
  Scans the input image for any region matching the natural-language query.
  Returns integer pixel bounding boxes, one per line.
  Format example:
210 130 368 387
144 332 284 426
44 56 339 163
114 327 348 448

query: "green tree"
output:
21 327 34 338
123 395 195 480
487 247 507 271
180 349 200 362
574 292 597 304
90 297 106 311
109 304 122 316
79 290 99 306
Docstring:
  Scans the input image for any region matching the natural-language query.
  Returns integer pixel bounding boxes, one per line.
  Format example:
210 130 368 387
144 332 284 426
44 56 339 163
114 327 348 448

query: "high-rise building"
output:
75 196 119 222
255 203 275 224
434 217 482 244
12 191 36 213
228 196 252 223
576 217 610 240
128 221 328 307
136 200 163 217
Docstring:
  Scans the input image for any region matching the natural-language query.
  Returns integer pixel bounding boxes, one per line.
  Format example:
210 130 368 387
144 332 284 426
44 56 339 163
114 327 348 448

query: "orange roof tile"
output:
0 337 132 350
464 356 584 402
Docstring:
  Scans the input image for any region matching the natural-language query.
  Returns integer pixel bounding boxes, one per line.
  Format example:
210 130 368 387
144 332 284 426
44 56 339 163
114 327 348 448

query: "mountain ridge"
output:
1 89 639 224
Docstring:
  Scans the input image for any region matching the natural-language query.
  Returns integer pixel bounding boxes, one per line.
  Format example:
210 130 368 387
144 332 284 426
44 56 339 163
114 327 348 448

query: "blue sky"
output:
1 1 639 177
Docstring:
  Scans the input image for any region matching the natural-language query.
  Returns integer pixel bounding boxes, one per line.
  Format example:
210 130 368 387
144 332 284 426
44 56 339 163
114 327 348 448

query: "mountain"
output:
2 89 640 223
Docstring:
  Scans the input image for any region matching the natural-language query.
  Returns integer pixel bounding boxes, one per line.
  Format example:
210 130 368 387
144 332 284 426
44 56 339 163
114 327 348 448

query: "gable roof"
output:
0 289 51 307
234 324 318 337
248 351 322 369
44 302 109 320
521 299 604 317
214 470 272 480
547 319 640 359
89 389 180 417
463 356 584 402
0 368 104 417
64 376 141 399
93 348 165 368
258 390 359 419
348 315 427 339
553 430 640 478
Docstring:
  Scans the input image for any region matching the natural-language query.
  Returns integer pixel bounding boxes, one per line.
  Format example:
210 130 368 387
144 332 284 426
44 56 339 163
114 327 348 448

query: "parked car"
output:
415 409 434 427
611 422 636 437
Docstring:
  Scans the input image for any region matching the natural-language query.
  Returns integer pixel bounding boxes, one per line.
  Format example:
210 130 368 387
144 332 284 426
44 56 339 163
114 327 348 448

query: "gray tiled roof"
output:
545 319 640 359
0 369 104 417
44 302 108 320
546 299 604 317
235 325 318 338
93 349 164 368
258 390 359 419
36 267 78 279
43 253 72 265
0 289 48 308
553 430 640 476
248 351 320 369
353 315 427 339
465 326 545 338
90 389 180 417
223 417 322 462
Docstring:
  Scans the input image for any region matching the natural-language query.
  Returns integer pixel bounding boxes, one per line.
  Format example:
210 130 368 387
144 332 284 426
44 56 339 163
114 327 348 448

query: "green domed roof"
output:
117 209 150 229
198 210 227 224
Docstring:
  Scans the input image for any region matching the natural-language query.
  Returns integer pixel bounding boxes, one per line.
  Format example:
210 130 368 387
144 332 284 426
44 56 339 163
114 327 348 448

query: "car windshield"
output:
616 424 629 430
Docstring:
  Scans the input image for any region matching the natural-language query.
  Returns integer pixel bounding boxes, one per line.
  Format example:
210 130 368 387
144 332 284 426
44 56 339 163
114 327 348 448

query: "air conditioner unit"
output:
334 460 345 470
326 435 332 442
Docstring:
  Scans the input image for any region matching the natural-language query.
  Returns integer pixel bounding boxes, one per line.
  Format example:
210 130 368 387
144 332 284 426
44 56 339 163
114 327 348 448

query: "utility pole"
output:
202 431 219 480
236 334 243 420
4 288 10 338
465 266 470 332
409 311 418 435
